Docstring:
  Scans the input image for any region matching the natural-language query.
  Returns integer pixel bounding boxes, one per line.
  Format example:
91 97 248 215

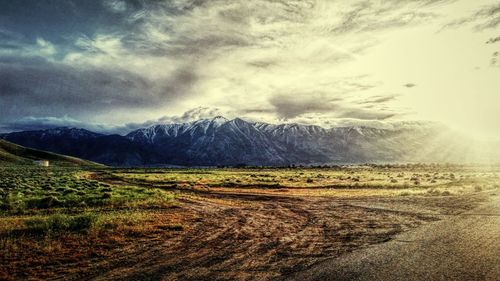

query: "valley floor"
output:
1 166 499 280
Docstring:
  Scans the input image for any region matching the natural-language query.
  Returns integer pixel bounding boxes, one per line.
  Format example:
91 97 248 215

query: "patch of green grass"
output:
24 213 97 234
0 166 177 215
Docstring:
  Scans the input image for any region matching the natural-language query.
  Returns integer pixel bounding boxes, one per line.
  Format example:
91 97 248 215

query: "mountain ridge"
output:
0 117 479 166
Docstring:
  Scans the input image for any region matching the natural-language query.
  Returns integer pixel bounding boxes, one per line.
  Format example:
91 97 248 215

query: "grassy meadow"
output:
110 165 499 197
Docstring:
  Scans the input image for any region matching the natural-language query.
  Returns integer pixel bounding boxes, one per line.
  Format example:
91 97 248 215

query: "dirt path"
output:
82 194 431 281
33 172 483 281
287 193 500 281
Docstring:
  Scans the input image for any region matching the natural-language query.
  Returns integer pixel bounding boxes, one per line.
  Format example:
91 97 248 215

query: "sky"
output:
0 0 499 138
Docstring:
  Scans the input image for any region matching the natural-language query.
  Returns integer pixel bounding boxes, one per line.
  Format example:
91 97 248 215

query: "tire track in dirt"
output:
56 172 487 281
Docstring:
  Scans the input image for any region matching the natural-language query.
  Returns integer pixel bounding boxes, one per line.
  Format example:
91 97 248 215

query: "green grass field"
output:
0 166 177 236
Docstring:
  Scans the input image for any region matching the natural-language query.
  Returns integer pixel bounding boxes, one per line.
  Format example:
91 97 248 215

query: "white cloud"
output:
104 0 127 13
55 1 455 125
2 0 499 139
35 38 56 56
0 36 57 58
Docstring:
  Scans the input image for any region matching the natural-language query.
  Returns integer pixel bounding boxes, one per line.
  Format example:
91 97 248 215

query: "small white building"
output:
34 160 49 167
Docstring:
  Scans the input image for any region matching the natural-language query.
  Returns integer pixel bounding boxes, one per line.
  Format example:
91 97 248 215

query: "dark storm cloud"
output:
1 0 319 122
0 57 196 120
0 115 156 134
337 109 396 120
269 94 396 120
0 0 194 61
0 116 109 133
0 115 153 135
269 94 337 119
0 0 156 44
0 0 209 127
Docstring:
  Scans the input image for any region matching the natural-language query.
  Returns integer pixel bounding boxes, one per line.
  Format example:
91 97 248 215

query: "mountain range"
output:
0 116 485 166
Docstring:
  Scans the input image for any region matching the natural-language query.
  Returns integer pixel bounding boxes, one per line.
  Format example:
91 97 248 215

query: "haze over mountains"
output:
0 117 493 167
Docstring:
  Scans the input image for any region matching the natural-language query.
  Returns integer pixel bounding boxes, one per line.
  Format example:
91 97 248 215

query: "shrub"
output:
25 217 49 233
25 196 61 209
101 187 112 193
62 188 77 195
165 224 183 231
24 213 97 234
101 193 112 199
67 213 96 232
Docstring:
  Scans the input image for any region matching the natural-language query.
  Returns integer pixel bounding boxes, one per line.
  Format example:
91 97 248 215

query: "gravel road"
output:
287 193 500 281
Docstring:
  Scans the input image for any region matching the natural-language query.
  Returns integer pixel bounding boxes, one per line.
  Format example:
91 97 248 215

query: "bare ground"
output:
287 193 500 281
1 173 490 281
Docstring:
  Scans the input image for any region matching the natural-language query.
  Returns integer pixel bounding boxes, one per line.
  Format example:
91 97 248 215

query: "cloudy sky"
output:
0 0 499 138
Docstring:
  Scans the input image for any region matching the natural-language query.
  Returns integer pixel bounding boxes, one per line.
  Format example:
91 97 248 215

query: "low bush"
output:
25 196 62 209
24 213 97 234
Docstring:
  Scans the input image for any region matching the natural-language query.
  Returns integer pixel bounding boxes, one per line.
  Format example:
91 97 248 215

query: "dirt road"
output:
287 193 500 281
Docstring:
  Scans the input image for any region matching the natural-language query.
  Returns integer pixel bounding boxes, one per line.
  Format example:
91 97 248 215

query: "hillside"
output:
0 139 102 167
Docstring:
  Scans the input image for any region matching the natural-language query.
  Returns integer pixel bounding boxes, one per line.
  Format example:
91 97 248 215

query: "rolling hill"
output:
0 128 156 166
0 139 102 167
